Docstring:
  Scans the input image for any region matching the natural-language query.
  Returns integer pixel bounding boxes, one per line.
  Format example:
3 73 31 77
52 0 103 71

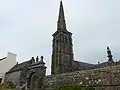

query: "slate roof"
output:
94 62 108 68
6 60 31 74
0 57 7 61
73 60 110 70
79 61 96 69
6 59 112 74
6 58 46 74
73 60 96 70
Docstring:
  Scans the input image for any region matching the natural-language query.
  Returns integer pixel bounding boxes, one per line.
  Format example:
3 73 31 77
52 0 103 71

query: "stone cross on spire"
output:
57 1 67 30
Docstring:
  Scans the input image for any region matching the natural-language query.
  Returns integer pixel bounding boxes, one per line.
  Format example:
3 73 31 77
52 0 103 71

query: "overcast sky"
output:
0 0 120 75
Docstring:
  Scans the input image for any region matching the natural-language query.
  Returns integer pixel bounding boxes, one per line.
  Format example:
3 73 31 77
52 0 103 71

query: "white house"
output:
0 52 17 83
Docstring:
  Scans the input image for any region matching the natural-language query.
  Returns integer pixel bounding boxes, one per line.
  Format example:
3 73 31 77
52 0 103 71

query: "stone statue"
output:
41 56 44 62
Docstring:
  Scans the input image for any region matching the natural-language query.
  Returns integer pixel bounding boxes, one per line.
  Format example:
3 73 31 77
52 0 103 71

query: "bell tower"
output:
51 1 74 74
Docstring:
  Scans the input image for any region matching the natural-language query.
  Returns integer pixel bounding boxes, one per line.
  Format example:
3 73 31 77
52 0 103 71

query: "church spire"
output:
57 1 67 30
107 46 113 61
51 1 74 75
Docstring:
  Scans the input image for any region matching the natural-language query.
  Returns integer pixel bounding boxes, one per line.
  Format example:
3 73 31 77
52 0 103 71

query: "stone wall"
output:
43 65 120 90
4 71 21 86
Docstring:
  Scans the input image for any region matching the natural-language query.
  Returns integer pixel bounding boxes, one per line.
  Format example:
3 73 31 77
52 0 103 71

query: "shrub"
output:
0 81 14 89
55 85 95 90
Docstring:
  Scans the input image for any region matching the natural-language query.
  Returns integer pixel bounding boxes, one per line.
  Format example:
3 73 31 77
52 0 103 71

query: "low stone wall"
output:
43 65 120 90
2 89 20 90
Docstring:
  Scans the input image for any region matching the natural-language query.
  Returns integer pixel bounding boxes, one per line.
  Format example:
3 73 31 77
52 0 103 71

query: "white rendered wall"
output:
0 52 17 83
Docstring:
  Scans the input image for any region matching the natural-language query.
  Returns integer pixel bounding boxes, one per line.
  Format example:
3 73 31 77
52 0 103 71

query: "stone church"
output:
51 1 115 74
4 1 119 90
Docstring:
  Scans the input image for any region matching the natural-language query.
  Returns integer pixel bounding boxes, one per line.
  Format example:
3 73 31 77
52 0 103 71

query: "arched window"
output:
56 40 58 45
65 36 67 43
60 35 64 41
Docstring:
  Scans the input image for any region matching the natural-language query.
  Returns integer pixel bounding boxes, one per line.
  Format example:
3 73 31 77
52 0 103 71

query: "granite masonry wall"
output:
43 65 120 90
4 71 21 86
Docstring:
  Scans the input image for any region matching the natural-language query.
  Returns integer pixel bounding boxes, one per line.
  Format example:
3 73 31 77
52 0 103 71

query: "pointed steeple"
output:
57 1 67 30
52 1 74 75
107 46 113 61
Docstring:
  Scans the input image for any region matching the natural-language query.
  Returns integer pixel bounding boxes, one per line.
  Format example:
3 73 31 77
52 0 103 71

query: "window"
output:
56 40 58 45
65 36 67 43
60 35 64 41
